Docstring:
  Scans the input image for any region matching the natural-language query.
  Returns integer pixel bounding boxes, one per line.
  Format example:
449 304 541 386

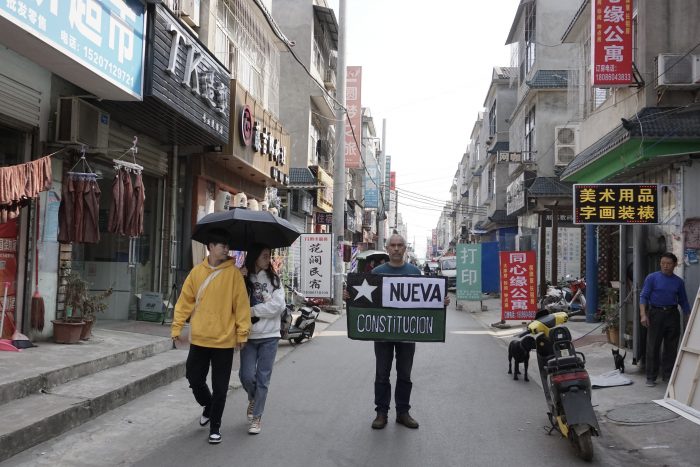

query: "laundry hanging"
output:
0 155 52 224
108 139 145 237
57 151 101 244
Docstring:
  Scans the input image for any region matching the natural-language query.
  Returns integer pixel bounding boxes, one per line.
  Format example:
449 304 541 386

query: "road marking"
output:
451 330 523 337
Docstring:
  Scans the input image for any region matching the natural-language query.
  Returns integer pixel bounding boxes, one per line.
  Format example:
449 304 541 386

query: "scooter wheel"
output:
293 322 315 344
572 428 594 462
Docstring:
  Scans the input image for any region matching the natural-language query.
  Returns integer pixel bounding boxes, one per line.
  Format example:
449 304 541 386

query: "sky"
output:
329 0 520 259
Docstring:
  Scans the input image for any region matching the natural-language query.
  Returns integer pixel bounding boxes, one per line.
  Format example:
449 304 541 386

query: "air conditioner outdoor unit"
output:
656 53 700 88
179 0 200 27
554 125 579 166
56 97 110 148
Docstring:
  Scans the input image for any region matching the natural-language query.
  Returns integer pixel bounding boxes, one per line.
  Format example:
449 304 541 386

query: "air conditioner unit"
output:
179 0 200 27
56 97 110 148
554 125 579 166
656 53 700 88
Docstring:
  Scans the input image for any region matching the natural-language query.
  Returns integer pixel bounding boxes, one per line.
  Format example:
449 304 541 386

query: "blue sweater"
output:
640 271 691 315
372 262 421 276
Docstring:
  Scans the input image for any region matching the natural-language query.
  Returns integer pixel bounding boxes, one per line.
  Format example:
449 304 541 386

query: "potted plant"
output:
600 287 620 346
56 272 112 342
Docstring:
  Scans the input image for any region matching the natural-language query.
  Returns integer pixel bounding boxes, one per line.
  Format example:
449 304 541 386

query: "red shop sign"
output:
500 251 538 321
591 0 634 86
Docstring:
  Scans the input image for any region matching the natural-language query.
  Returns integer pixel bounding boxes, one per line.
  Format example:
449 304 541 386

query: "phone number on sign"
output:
83 46 136 88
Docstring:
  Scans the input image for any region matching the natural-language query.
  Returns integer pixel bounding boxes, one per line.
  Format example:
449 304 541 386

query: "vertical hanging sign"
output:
456 244 482 300
300 234 332 297
345 66 362 168
500 251 538 321
592 0 634 86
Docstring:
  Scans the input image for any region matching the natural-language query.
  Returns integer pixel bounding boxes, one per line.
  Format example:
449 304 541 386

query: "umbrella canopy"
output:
357 250 389 261
192 208 301 250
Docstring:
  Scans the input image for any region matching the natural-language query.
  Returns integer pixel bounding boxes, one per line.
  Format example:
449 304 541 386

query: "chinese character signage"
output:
300 234 332 297
150 3 230 142
0 0 145 100
315 212 332 225
456 244 482 301
364 152 380 209
315 166 334 212
500 251 537 321
345 66 362 168
346 273 447 342
574 184 659 224
592 0 634 86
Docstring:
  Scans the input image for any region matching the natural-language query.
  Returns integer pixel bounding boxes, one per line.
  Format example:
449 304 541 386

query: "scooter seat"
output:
546 355 583 372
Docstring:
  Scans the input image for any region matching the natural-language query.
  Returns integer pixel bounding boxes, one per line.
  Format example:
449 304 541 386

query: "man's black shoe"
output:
371 412 388 429
396 412 419 429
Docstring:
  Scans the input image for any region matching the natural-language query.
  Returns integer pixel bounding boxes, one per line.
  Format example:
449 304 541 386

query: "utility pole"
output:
377 118 387 249
332 0 346 309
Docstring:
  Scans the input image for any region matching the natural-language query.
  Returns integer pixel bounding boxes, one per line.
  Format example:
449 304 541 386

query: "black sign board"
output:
148 4 230 142
346 273 447 342
573 184 659 224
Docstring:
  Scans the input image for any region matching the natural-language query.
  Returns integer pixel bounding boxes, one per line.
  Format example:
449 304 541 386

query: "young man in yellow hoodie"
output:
172 229 251 444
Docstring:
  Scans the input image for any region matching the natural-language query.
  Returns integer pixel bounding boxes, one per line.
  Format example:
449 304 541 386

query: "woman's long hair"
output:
244 243 280 296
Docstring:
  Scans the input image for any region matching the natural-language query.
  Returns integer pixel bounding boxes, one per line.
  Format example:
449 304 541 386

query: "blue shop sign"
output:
0 0 145 100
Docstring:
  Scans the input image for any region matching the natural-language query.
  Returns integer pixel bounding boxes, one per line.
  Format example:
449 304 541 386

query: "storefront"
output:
61 2 231 320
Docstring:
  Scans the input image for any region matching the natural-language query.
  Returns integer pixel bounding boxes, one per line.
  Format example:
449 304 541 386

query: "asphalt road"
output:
135 306 634 467
4 304 642 467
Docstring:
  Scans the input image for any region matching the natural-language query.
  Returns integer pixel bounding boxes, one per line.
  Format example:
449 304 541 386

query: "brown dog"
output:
508 336 536 381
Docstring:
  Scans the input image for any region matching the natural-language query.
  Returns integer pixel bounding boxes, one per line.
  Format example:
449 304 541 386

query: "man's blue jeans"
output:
374 341 415 415
239 337 279 417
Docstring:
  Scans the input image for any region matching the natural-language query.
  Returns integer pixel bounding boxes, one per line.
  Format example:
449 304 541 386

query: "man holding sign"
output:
345 234 450 430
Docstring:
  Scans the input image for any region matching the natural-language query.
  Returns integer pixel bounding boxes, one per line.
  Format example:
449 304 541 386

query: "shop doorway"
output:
0 123 30 336
71 161 164 320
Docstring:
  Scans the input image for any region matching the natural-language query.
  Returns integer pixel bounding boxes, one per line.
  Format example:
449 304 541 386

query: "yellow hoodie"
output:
171 257 250 348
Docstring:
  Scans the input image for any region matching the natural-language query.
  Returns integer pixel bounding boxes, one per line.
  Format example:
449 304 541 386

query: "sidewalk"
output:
0 309 341 463
457 295 700 467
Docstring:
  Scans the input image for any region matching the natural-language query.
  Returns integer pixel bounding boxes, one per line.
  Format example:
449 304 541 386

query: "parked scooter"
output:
518 310 600 461
281 287 321 344
540 276 586 315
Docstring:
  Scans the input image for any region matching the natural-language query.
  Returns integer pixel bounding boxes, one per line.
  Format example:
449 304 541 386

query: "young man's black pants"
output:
186 344 234 432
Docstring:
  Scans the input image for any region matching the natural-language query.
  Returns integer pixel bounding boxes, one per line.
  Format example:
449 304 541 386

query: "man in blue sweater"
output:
639 252 691 387
368 233 450 430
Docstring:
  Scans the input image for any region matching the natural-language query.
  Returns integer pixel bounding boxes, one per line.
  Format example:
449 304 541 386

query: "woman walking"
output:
239 243 286 434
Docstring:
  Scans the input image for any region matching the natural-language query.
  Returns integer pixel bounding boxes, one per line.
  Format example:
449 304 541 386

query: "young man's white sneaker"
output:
248 416 262 434
208 431 222 444
246 400 255 421
200 407 210 426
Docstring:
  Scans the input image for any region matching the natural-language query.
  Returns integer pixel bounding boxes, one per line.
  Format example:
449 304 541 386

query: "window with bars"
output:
524 106 535 162
488 100 497 137
525 2 536 75
215 0 280 117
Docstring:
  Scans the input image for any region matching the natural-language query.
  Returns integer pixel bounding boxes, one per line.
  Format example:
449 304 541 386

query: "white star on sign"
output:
352 279 377 302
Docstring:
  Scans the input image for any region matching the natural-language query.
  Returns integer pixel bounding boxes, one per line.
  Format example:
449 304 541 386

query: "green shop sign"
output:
346 273 447 342
456 244 482 300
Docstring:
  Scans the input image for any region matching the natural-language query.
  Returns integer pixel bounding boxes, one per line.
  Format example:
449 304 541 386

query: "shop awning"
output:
561 107 700 183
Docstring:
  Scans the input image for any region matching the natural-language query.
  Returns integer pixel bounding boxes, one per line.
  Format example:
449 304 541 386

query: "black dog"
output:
508 336 536 381
612 348 627 373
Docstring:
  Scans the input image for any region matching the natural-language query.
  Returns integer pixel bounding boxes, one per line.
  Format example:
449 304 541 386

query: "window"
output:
524 106 535 162
488 100 497 137
487 164 495 199
216 0 280 117
525 2 536 74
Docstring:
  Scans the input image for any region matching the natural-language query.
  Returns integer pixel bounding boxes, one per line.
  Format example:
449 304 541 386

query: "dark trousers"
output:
374 341 415 415
186 344 234 431
646 308 681 381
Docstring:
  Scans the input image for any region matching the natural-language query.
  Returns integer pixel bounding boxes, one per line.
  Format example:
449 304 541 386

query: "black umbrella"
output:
192 208 301 250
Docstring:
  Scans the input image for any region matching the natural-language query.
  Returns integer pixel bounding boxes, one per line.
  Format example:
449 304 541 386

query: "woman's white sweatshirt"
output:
248 270 286 339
